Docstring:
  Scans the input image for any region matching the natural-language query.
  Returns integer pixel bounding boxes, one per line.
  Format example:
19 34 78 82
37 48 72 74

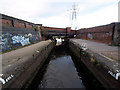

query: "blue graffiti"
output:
88 33 93 39
12 35 30 46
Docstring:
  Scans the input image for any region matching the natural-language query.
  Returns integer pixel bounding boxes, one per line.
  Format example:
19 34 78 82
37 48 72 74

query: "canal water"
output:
39 46 85 88
29 44 104 89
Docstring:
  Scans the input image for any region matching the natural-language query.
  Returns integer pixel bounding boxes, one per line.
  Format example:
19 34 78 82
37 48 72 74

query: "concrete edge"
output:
2 40 55 88
69 40 120 88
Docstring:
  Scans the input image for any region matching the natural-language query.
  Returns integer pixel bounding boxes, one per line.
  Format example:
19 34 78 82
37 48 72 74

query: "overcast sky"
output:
0 0 119 29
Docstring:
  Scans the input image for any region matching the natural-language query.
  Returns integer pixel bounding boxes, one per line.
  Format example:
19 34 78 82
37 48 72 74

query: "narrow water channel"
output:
29 44 104 89
39 46 85 88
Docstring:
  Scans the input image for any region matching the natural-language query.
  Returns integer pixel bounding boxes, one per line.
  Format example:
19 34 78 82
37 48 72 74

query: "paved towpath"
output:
70 39 120 75
0 40 52 86
2 40 51 72
71 39 119 61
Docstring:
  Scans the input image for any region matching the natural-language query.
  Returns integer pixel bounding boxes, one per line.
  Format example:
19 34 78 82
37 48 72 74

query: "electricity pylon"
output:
68 3 78 30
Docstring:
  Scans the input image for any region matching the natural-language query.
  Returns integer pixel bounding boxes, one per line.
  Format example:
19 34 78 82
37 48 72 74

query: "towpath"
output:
0 40 52 87
70 39 120 77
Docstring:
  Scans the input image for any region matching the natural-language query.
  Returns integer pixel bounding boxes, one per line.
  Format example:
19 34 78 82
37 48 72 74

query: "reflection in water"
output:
39 56 85 88
38 46 86 88
29 45 104 89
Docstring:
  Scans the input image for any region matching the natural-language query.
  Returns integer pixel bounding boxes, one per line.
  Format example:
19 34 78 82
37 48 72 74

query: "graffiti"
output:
0 33 13 45
0 74 14 84
108 70 116 79
28 33 32 37
81 43 87 51
0 33 11 52
0 38 8 45
106 32 112 36
35 37 38 40
35 50 40 53
25 33 32 38
1 33 10 37
108 71 120 80
12 35 30 46
0 36 9 50
0 32 38 52
88 33 93 39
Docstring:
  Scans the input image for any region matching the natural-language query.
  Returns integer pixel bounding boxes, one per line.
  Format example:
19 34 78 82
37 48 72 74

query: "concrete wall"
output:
76 23 120 45
0 14 41 53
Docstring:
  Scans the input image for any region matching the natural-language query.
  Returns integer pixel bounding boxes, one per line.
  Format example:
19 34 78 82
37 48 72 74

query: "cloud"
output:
0 0 119 29
0 0 50 21
32 12 70 28
77 3 118 28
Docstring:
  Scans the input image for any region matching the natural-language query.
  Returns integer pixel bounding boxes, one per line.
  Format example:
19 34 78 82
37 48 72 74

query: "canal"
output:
29 44 104 89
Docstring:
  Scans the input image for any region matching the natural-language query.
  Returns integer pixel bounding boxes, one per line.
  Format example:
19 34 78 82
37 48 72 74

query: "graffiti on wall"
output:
0 33 32 48
0 33 11 50
25 33 32 37
0 38 8 45
0 74 14 84
0 32 39 53
12 35 30 46
88 33 93 39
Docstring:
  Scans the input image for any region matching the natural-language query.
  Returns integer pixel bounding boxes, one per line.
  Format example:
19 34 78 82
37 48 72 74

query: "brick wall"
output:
41 26 76 38
1 14 41 53
66 27 71 33
71 30 76 34
76 23 116 44
0 13 76 53
113 23 120 45
43 27 66 32
1 13 118 48
14 20 25 28
26 23 33 29
2 19 12 26
1 14 35 29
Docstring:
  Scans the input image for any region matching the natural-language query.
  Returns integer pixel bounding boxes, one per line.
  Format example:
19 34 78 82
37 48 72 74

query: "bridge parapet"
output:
40 26 75 39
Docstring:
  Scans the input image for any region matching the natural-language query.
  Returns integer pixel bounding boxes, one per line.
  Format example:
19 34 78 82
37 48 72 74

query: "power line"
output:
68 3 79 30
